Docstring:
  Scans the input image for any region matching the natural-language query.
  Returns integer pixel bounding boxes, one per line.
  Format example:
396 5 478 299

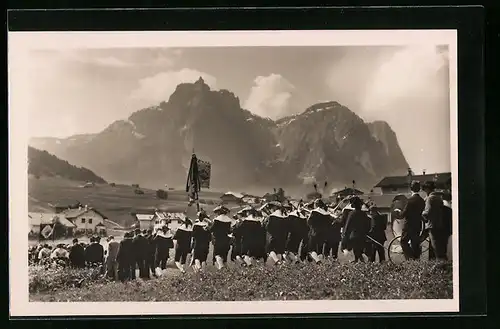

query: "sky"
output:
14 45 451 173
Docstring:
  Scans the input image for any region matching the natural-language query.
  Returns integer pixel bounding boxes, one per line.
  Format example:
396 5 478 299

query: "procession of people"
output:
29 179 452 283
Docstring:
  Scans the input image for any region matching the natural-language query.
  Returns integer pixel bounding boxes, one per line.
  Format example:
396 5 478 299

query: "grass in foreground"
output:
30 260 453 302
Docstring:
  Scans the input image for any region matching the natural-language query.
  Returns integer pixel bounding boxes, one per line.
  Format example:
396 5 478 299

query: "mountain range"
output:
29 77 409 193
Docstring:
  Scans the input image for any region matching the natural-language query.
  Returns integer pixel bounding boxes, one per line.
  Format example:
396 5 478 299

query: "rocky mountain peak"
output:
29 81 409 191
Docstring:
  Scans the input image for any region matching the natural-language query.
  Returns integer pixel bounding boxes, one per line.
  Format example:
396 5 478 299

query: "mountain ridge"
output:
28 146 107 184
29 77 409 191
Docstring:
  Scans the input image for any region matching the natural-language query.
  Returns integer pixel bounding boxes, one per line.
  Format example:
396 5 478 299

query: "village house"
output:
242 194 261 204
374 172 451 195
28 212 77 238
134 210 188 231
220 192 245 204
48 199 82 214
60 205 108 235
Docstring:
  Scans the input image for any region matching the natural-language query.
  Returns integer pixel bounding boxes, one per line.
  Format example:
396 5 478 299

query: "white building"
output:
28 212 77 237
61 205 108 234
134 211 188 232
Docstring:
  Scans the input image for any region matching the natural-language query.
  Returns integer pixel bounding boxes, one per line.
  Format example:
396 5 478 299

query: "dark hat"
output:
350 196 363 208
134 228 141 234
422 181 436 191
410 180 421 192
72 238 79 243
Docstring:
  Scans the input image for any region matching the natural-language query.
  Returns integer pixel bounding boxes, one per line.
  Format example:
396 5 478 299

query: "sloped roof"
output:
221 192 244 199
61 207 108 219
29 212 77 228
136 214 154 221
331 187 364 196
56 215 78 228
29 212 58 226
374 172 451 188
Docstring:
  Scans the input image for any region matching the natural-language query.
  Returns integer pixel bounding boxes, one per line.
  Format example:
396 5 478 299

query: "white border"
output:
8 29 459 316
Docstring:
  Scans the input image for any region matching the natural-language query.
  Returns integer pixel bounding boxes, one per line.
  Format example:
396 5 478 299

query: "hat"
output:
410 180 421 193
72 238 79 244
134 228 141 234
422 181 436 191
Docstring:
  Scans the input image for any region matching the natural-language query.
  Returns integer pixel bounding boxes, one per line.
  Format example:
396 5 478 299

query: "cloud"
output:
129 68 217 107
360 45 449 115
244 74 295 120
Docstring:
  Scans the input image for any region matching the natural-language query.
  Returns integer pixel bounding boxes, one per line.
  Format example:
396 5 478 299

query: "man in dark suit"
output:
84 236 105 266
117 232 136 281
422 181 447 260
69 238 85 268
342 197 371 263
395 181 425 260
132 229 150 279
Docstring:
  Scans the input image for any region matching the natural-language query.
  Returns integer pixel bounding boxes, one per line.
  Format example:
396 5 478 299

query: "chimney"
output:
84 205 88 211
423 169 426 175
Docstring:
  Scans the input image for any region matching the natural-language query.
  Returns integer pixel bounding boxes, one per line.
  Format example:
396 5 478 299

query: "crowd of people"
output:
29 180 452 282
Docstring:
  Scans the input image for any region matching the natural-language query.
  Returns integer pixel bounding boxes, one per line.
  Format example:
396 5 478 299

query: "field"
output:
28 177 226 227
29 256 453 302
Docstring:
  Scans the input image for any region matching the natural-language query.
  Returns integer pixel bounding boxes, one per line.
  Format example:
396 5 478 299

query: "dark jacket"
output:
343 209 371 240
307 208 332 238
132 234 149 260
192 223 211 250
422 192 444 230
69 243 85 267
154 231 174 250
84 242 104 264
117 237 135 265
400 193 426 233
368 213 387 242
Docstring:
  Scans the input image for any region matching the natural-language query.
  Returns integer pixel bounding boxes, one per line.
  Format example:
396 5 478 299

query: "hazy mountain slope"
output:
28 146 106 183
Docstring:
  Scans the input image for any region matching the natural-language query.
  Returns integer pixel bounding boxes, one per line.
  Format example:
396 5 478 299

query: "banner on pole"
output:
40 224 54 239
197 159 211 189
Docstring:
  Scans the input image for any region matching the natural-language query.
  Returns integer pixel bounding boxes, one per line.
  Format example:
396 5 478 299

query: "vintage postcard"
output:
8 29 458 316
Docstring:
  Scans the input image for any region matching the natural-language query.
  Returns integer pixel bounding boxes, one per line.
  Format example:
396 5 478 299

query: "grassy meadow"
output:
29 258 453 302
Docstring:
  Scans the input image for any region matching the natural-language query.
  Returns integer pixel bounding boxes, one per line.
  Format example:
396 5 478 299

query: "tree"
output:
156 189 168 200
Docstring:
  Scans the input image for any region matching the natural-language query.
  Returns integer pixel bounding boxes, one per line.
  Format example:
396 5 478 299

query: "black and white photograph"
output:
9 30 458 315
